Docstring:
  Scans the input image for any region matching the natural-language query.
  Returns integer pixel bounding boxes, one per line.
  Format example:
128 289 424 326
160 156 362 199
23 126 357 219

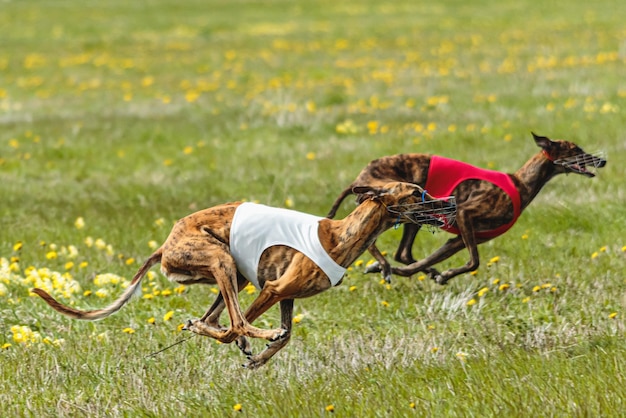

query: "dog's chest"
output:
229 203 346 289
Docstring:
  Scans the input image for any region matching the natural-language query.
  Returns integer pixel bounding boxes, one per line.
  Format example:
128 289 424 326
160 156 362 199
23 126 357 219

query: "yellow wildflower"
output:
122 328 135 334
325 405 335 413
467 299 477 306
609 312 617 319
147 317 156 324
233 404 243 412
163 311 175 321
74 217 85 229
349 286 357 292
13 241 23 251
477 287 489 297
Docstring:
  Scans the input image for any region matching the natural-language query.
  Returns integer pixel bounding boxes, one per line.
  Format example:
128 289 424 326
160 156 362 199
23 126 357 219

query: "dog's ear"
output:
352 186 387 200
532 132 553 150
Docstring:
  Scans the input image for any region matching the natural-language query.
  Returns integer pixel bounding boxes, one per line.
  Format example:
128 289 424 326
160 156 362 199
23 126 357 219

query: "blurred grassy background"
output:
1 0 625 416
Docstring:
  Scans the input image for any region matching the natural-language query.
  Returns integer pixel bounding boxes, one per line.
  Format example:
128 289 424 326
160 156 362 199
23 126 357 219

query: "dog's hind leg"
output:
199 272 249 329
244 299 294 369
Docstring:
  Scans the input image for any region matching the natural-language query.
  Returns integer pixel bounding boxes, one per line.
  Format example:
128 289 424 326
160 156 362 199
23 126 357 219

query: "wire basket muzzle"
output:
553 151 606 175
387 196 456 229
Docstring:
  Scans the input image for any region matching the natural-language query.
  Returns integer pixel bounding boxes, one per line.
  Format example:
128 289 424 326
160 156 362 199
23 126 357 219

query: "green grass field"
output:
1 0 625 416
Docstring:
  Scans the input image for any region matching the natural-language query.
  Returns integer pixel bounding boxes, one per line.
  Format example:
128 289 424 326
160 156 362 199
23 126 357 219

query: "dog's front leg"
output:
394 223 420 265
391 235 467 279
244 299 294 369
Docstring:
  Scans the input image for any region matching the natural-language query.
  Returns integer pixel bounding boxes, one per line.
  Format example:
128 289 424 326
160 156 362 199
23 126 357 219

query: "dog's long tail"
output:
32 249 163 321
326 186 354 219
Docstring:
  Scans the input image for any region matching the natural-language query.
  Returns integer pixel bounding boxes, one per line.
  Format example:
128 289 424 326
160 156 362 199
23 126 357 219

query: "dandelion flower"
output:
2 343 11 349
13 241 23 251
522 297 530 303
163 310 174 321
499 283 510 291
122 328 135 334
125 258 135 266
609 312 617 319
381 300 389 307
45 251 57 260
532 285 541 292
292 314 304 324
284 198 294 208
147 317 156 324
148 240 158 250
74 217 85 229
467 298 477 306
306 152 316 160
591 251 599 259
177 323 185 332
233 404 242 412
409 402 416 409
477 287 489 297
349 285 357 292
354 260 364 267
489 256 500 264
325 405 334 413
430 347 439 353
83 290 92 297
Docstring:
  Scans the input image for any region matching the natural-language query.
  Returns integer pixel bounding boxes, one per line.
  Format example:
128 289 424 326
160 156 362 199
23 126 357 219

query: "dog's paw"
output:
269 328 289 342
434 274 449 285
364 262 382 274
236 336 253 357
243 356 265 369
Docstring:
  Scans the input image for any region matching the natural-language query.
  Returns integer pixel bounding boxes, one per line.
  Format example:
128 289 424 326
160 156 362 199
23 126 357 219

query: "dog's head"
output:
353 182 456 227
532 132 607 177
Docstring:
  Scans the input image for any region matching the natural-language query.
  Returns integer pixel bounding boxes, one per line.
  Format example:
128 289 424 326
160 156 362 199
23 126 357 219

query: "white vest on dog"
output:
229 202 346 290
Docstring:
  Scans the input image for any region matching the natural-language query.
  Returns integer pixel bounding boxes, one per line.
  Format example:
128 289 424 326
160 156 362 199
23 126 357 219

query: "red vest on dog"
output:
424 156 521 238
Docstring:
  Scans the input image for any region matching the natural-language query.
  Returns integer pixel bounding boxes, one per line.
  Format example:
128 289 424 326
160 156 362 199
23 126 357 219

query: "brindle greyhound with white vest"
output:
33 182 455 368
327 133 606 285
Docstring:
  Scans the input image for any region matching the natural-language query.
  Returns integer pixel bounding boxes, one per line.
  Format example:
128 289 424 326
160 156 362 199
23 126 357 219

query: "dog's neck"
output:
512 152 559 210
318 200 394 268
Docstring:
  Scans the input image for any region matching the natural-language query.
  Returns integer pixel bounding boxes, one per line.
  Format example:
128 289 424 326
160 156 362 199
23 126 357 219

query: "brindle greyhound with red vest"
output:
327 133 606 285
